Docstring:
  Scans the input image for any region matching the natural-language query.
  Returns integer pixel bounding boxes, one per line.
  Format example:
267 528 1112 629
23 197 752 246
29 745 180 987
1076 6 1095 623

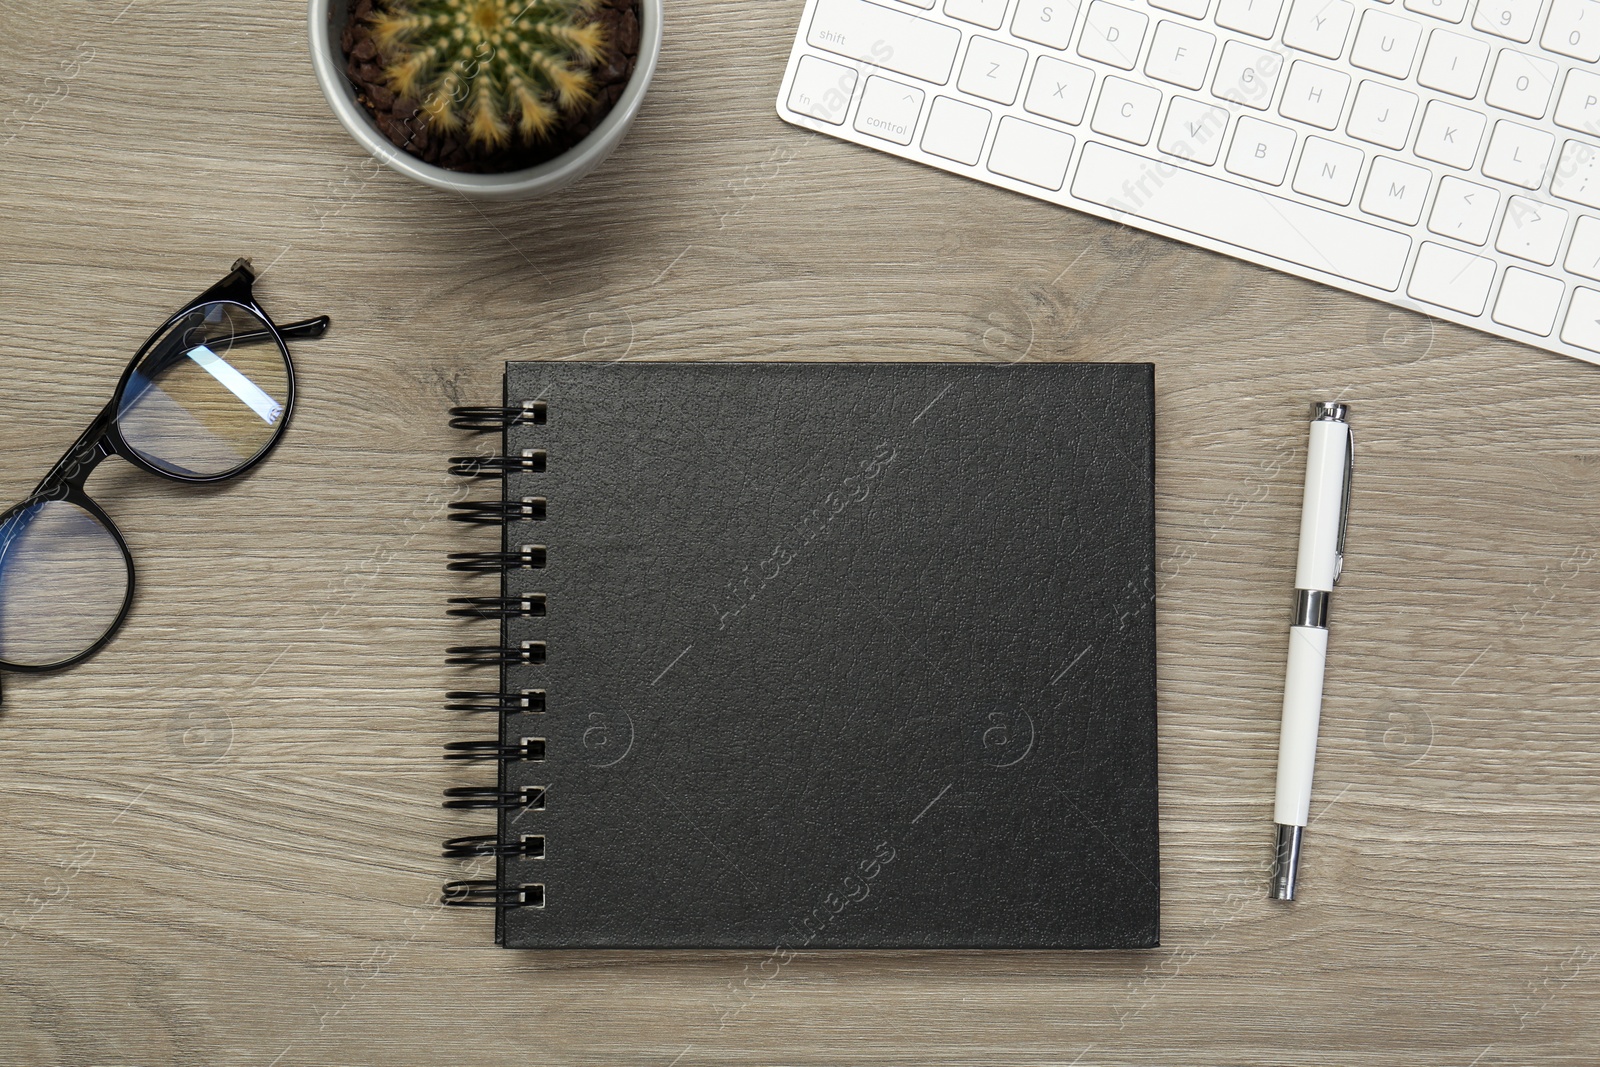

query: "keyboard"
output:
777 0 1600 365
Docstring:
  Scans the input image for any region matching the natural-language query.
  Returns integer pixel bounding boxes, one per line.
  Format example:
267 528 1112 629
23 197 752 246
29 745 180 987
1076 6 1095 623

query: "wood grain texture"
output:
3 0 1600 1063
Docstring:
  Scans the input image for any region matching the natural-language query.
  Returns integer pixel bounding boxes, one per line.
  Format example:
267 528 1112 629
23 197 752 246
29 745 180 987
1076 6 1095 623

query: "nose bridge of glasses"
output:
31 402 118 499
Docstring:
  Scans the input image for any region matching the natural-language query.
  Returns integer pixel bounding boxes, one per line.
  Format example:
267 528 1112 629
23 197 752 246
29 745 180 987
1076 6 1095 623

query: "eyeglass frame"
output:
0 258 330 682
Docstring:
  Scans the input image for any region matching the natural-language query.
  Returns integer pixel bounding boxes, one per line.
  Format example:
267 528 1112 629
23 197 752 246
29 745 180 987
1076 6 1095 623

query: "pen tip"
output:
1271 824 1303 901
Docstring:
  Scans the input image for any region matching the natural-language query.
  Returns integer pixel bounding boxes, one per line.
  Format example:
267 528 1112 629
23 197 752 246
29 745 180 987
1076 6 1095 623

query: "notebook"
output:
443 362 1159 949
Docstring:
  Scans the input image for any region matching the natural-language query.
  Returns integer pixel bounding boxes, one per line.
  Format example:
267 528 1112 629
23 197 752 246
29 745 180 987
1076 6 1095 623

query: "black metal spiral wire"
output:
442 786 546 810
446 546 546 572
448 498 546 524
448 402 547 431
448 451 545 478
443 407 547 910
444 640 546 667
444 689 546 714
442 880 544 908
446 594 546 619
444 738 546 762
443 834 546 859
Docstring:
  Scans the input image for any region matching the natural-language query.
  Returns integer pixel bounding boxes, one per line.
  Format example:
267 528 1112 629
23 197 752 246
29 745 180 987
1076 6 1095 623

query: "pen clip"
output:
1333 427 1354 585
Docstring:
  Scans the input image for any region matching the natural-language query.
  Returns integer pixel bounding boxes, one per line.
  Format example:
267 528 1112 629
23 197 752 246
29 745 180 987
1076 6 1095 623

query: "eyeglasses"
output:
0 259 329 698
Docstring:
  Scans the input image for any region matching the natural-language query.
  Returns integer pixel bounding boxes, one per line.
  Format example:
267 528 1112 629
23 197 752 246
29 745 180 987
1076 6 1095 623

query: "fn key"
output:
787 55 858 125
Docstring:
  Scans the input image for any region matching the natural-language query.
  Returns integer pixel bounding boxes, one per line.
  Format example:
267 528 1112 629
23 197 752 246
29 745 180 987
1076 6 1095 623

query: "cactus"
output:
369 0 606 148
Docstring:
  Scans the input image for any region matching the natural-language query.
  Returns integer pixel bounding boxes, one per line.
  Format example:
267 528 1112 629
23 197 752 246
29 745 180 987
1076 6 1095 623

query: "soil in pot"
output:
341 0 642 174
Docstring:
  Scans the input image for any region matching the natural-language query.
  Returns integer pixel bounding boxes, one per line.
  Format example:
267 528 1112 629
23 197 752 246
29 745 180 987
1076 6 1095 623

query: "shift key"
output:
808 0 963 85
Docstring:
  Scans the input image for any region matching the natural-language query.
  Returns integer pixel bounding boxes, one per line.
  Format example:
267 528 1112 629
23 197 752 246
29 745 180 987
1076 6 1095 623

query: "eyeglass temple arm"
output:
220 316 331 349
277 316 331 340
126 313 331 406
169 315 331 355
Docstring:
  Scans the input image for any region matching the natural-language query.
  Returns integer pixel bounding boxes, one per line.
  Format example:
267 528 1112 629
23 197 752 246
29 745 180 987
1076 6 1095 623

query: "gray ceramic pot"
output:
308 0 662 199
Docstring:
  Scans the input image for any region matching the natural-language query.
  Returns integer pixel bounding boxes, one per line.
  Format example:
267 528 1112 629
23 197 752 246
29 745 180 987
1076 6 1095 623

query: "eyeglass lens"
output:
0 499 131 668
117 301 292 479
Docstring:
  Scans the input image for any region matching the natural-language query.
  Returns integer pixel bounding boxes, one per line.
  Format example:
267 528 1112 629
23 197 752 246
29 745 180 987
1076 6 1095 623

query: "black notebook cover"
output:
478 362 1158 949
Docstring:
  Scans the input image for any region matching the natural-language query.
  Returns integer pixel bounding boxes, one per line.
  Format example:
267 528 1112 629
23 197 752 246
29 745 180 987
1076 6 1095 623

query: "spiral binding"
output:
442 403 548 912
446 545 546 572
445 640 546 667
442 785 546 810
442 880 544 908
449 401 547 431
449 498 546 524
444 738 546 762
445 689 546 713
443 834 546 858
446 594 546 619
448 451 545 477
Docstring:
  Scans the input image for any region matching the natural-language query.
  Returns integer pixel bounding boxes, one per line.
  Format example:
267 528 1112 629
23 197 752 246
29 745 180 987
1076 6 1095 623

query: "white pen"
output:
1270 401 1353 901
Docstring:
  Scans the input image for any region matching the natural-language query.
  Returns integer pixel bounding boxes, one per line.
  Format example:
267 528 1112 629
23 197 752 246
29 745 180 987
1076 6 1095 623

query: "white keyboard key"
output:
1542 0 1600 61
1279 61 1351 129
1408 241 1496 313
1567 215 1600 278
1145 20 1216 90
1560 286 1600 351
1226 115 1297 183
1160 96 1231 163
989 115 1076 188
1428 175 1500 241
1213 40 1282 109
900 0 938 7
945 0 1009 28
1472 0 1541 41
1552 139 1600 209
1496 195 1569 263
1012 0 1082 48
1556 69 1600 137
1079 2 1150 69
1494 267 1564 333
1071 141 1412 288
1414 99 1486 168
1282 0 1356 58
1482 120 1554 187
1362 155 1432 224
1216 0 1285 38
960 35 1030 103
1350 10 1423 78
1347 80 1419 149
1149 0 1211 17
922 94 994 162
1025 55 1097 123
787 55 859 125
1485 50 1557 119
1404 0 1469 22
1417 29 1490 97
1092 76 1165 143
855 76 927 143
1294 135 1365 202
809 0 963 84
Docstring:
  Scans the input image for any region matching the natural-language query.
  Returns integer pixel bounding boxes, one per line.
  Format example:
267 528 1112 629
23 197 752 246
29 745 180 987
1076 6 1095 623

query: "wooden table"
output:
3 1 1599 1063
